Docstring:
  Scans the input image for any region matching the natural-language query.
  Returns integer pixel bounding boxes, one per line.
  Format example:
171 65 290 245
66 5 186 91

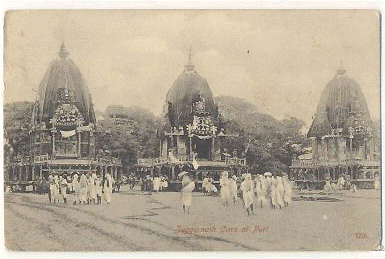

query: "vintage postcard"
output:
3 9 381 252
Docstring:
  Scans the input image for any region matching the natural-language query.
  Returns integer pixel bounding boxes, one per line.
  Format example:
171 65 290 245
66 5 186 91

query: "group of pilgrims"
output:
180 170 293 215
45 168 378 215
47 172 115 205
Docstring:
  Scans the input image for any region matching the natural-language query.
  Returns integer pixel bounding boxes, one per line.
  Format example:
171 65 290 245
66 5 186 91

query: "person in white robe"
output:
207 178 217 194
255 174 267 208
230 175 238 204
79 174 88 205
72 173 80 205
153 176 161 192
202 177 209 194
374 173 381 190
48 174 55 204
264 172 273 208
181 174 195 213
66 174 72 193
160 176 168 191
324 179 331 191
220 171 231 206
88 173 97 204
60 175 68 204
270 176 278 209
51 174 60 204
104 173 113 204
241 173 255 215
337 176 345 190
86 174 92 204
96 176 103 204
282 174 292 207
274 176 285 209
330 182 337 191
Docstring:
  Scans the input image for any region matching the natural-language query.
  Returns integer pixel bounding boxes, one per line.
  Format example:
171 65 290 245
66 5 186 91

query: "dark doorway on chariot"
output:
193 137 211 159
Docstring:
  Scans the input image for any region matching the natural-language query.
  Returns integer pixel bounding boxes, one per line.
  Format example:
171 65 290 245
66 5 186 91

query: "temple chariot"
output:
4 45 122 192
290 65 380 189
136 50 247 190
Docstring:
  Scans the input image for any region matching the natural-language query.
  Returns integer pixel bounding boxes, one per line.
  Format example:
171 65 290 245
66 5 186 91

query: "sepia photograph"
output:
3 9 381 252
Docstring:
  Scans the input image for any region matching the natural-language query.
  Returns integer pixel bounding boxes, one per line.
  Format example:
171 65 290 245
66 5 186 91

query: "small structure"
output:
290 65 380 189
136 48 247 189
5 45 122 191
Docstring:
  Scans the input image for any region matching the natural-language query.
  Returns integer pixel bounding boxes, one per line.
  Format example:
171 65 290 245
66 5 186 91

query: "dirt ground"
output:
4 186 381 251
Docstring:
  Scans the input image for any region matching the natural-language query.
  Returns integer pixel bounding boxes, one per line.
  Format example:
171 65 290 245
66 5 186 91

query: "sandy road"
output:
4 193 257 251
4 188 381 251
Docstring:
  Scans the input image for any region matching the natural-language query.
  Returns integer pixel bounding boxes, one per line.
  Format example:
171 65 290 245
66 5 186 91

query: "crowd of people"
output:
47 172 115 205
127 175 169 192
44 169 379 215
180 170 293 215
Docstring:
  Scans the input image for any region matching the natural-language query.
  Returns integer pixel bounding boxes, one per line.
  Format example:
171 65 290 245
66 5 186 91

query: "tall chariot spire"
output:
185 45 195 72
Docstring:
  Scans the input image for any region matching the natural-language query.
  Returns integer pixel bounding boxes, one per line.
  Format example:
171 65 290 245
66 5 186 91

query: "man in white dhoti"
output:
374 173 380 190
270 176 278 209
79 174 88 205
330 182 337 191
72 173 80 205
153 176 161 192
230 175 238 204
51 174 60 204
202 176 209 194
324 179 331 191
86 174 92 204
66 174 72 193
255 174 267 208
220 171 231 206
264 172 273 208
96 176 102 205
60 174 68 204
48 174 54 203
273 176 285 209
104 173 113 204
89 173 97 205
181 172 195 213
160 176 168 191
206 177 217 194
241 173 255 215
337 176 345 190
282 173 292 207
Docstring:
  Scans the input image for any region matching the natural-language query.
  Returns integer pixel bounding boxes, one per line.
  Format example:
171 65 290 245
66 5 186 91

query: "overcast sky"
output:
4 10 380 128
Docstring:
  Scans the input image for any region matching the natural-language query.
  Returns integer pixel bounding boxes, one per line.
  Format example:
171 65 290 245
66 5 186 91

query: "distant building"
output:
136 49 247 187
5 45 122 190
290 65 380 189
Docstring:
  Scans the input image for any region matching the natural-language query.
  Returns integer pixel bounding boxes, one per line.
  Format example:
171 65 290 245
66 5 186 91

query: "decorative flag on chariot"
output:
60 130 76 138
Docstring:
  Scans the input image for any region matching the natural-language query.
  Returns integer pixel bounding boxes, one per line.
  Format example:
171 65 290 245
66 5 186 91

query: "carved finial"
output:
185 45 195 72
59 43 69 59
337 60 346 75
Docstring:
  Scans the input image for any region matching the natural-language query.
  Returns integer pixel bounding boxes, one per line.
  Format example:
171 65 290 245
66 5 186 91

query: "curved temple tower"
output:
5 45 122 189
136 49 247 188
290 65 380 189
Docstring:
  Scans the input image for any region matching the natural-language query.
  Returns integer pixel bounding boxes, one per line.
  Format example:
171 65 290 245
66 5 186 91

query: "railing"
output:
97 156 122 165
291 157 380 168
226 157 247 166
34 154 50 163
12 156 32 163
137 158 153 165
137 157 247 166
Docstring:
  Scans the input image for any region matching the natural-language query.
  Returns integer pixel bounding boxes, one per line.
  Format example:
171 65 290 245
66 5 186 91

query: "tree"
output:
4 101 34 157
215 96 307 174
96 105 160 173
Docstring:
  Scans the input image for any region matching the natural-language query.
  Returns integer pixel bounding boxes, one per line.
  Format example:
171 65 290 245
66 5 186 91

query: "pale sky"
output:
4 10 380 128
